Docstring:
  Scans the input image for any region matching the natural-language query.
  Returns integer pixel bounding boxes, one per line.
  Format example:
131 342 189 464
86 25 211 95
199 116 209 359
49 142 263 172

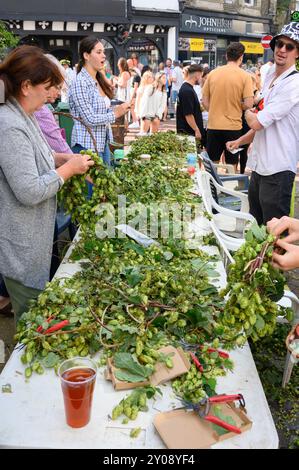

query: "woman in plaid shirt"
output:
69 36 130 166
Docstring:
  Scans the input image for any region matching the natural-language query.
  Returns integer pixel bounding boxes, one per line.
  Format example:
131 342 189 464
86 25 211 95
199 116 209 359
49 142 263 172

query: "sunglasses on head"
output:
275 39 297 51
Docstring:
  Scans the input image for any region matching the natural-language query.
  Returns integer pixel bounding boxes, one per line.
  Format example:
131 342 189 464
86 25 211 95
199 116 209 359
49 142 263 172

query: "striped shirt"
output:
69 67 115 152
34 105 72 154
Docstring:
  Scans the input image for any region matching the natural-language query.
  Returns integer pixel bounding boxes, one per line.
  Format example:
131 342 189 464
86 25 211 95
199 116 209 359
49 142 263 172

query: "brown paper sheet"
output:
153 402 252 449
105 346 191 390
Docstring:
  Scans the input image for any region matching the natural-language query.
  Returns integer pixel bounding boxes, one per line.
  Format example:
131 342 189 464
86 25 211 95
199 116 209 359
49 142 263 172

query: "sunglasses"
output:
275 39 297 51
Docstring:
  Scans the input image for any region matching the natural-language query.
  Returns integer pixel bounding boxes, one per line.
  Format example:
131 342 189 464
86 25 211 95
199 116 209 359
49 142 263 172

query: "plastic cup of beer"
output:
58 357 97 428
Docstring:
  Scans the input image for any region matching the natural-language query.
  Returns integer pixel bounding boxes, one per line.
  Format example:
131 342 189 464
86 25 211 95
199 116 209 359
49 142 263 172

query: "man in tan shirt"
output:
202 42 253 165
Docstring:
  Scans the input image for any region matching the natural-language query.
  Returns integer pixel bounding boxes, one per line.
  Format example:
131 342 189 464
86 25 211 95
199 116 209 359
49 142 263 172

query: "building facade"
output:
1 0 282 70
179 0 277 67
0 0 181 73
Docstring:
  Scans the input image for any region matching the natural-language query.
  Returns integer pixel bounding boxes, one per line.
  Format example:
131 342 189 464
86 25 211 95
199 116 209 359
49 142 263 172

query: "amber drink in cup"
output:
58 357 97 428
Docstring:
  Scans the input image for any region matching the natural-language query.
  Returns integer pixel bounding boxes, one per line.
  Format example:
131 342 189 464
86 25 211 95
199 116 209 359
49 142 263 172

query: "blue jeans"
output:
72 142 112 166
171 90 178 104
72 141 112 199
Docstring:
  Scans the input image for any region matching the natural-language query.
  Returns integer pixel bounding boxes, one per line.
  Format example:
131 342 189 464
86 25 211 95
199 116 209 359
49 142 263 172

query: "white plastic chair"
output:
196 170 255 248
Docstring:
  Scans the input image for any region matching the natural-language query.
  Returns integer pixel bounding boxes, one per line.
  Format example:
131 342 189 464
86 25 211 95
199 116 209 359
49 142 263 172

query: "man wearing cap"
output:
226 21 299 225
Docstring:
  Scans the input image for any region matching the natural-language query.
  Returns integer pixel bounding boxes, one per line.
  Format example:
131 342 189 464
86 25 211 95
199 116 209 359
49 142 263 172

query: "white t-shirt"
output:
247 65 299 176
260 62 273 87
172 66 184 92
193 84 202 102
139 85 167 120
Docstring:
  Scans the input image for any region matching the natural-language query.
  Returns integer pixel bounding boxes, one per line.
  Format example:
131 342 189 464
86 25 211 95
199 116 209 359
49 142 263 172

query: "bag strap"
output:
53 111 99 155
284 70 298 79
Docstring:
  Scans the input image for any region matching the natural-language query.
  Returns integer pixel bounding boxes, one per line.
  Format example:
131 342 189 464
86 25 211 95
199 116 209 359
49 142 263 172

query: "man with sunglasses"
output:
226 21 299 225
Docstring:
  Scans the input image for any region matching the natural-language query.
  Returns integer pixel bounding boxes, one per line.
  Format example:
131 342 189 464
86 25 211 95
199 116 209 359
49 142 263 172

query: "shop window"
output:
56 39 64 47
296 1 299 10
216 38 228 49
49 39 55 46
178 37 217 69
127 39 162 72
244 0 255 6
101 39 115 76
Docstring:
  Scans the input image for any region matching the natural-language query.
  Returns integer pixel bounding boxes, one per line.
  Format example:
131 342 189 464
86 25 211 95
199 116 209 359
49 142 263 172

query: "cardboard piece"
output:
106 358 149 390
153 402 252 449
105 346 191 391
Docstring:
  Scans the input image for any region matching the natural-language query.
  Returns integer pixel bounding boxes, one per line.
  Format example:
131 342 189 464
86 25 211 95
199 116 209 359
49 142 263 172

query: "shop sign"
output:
190 38 204 51
128 41 156 52
179 37 216 52
241 41 264 55
181 13 233 35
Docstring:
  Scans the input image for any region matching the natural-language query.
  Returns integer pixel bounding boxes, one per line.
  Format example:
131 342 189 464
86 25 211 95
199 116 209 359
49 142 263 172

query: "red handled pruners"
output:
189 351 204 373
198 394 245 434
181 393 245 434
179 340 230 374
36 317 70 335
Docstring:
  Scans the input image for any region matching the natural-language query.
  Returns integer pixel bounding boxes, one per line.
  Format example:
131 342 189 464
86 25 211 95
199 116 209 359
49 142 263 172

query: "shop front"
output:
0 0 180 73
179 9 269 68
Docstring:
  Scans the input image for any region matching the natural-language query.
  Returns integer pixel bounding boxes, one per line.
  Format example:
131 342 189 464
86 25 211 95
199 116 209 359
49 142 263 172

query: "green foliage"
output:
277 0 292 14
111 386 161 422
212 405 237 436
218 224 289 346
127 131 195 159
114 352 153 382
0 21 19 58
250 323 299 449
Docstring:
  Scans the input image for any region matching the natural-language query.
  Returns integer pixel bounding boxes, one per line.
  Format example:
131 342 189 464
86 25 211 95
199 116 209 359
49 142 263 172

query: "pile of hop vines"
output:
58 150 122 229
126 131 195 160
15 234 232 393
219 224 293 345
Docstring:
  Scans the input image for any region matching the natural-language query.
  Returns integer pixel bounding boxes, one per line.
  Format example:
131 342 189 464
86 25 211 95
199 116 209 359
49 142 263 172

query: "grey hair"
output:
45 54 66 79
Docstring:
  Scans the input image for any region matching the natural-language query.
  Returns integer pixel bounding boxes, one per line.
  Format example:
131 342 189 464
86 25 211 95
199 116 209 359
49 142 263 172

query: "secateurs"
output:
182 394 246 434
179 339 230 373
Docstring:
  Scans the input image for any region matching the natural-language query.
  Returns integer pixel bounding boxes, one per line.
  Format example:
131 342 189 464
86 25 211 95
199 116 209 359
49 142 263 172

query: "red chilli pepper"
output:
206 347 230 359
43 320 70 335
36 315 55 333
190 352 204 373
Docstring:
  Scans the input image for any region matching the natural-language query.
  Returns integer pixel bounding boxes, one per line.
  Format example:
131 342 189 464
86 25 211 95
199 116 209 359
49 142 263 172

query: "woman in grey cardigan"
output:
0 45 94 323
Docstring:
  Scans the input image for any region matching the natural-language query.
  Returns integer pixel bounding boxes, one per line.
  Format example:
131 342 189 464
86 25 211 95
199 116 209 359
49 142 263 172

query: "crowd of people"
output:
0 19 299 324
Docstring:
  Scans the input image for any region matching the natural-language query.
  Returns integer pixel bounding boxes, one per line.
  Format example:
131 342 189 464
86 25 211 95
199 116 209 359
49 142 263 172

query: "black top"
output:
132 75 141 86
176 82 204 138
